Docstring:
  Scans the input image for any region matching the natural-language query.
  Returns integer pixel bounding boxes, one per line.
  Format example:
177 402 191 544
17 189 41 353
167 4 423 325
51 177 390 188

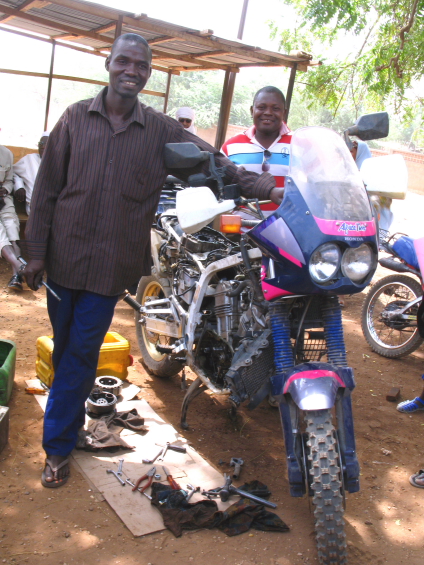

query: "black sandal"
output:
8 274 23 290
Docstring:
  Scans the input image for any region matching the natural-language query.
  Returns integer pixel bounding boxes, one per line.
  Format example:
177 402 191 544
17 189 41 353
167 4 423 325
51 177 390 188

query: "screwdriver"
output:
162 466 180 490
18 257 61 301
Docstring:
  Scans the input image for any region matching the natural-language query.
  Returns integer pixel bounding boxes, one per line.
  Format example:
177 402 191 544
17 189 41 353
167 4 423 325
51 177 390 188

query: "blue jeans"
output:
43 279 119 456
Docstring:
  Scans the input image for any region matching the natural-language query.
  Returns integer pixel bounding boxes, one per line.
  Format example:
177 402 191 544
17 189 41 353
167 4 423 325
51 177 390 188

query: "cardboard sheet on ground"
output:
26 379 230 536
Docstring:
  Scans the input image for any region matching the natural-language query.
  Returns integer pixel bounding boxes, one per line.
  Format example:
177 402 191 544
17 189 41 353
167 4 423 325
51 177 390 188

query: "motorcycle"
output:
124 113 388 565
361 232 424 358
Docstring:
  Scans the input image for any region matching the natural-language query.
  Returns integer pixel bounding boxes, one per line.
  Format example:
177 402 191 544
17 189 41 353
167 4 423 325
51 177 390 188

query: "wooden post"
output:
214 0 249 149
163 71 172 113
44 40 56 132
285 63 297 122
114 15 123 40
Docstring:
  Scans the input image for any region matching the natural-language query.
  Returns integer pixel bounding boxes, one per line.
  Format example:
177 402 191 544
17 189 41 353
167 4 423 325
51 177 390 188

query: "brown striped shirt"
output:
25 88 275 296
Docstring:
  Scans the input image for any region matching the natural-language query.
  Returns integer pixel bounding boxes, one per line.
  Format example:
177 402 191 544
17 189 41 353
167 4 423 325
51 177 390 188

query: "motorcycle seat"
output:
392 236 420 270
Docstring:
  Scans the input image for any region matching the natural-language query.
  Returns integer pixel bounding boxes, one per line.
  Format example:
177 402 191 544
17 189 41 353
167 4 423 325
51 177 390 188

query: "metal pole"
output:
44 40 55 132
163 71 172 113
285 63 297 122
214 0 249 149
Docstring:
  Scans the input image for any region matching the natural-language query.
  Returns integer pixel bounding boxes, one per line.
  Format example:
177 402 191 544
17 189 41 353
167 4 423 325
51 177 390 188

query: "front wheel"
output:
135 275 182 378
361 274 423 358
306 409 347 565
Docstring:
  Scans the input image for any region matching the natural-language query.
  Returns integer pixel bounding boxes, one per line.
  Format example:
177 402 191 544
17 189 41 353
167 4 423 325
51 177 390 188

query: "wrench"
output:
125 478 152 500
142 448 163 465
230 457 244 479
106 469 126 486
186 484 200 502
117 459 124 476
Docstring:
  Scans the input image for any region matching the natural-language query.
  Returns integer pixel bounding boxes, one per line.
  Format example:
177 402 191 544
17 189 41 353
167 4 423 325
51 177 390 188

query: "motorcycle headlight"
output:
341 244 374 282
309 243 341 283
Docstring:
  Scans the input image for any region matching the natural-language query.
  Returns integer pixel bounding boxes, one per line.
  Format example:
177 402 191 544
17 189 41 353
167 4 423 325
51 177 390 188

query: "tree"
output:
269 0 424 120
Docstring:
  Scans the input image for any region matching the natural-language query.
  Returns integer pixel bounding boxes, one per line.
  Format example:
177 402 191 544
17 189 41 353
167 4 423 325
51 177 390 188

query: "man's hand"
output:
269 186 285 206
0 187 7 198
22 259 45 291
14 188 26 202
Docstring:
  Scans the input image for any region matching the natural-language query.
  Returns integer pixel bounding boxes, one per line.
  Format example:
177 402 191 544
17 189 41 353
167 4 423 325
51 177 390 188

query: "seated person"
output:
0 144 23 290
13 132 49 216
175 107 197 134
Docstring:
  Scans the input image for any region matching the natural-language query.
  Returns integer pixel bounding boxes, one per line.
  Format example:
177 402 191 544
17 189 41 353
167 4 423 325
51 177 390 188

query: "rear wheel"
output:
306 409 347 565
135 275 182 378
361 275 423 358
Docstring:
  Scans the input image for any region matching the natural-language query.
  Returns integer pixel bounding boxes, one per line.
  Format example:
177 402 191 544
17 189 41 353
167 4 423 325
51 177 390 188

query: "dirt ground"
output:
1 247 424 565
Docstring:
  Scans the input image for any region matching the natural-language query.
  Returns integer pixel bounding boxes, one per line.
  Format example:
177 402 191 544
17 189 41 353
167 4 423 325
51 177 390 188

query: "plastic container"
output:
36 331 132 388
0 340 16 406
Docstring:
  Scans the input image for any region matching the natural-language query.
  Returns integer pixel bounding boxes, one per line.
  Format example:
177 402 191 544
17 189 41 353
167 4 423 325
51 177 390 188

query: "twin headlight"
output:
309 243 374 284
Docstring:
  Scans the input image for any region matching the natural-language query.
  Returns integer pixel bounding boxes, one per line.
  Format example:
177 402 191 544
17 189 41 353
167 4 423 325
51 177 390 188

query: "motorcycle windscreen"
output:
289 127 373 222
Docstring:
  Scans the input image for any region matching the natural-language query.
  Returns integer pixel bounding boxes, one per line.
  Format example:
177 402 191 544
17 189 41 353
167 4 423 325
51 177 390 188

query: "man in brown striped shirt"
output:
22 33 281 488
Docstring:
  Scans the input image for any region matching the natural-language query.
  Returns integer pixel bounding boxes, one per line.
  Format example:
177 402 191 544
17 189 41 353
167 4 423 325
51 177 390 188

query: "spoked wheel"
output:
361 275 423 358
306 409 347 565
135 275 182 378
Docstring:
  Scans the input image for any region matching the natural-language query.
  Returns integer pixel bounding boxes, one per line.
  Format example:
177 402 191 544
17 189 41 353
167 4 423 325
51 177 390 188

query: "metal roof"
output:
0 0 316 74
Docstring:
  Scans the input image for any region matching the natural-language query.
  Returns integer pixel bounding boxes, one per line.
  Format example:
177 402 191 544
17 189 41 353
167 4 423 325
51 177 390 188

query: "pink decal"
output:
262 280 293 301
283 369 345 393
279 247 303 268
314 217 376 237
413 237 424 283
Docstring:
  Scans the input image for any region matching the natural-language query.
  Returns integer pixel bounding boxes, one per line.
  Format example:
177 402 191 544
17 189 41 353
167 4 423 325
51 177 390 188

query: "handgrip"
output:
123 293 142 311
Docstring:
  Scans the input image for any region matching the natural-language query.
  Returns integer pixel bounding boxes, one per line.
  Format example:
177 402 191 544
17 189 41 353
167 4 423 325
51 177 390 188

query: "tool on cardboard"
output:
132 466 156 493
162 466 181 490
202 474 277 509
186 484 200 502
117 458 124 476
156 442 187 461
126 478 152 500
142 447 163 465
18 257 61 301
230 457 244 479
106 468 126 486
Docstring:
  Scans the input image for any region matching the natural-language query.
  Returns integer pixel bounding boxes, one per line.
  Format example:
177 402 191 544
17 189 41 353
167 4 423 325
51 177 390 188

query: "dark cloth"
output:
25 87 275 296
43 278 119 456
75 408 147 451
150 481 289 538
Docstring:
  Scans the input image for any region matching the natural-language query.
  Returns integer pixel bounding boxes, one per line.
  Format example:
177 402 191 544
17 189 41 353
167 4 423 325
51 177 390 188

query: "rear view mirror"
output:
346 112 389 141
164 143 210 169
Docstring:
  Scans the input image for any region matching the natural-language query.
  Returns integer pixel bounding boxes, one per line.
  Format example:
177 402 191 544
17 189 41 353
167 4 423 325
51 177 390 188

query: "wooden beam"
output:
151 47 232 71
0 4 113 46
52 22 116 41
172 65 239 73
148 35 177 45
115 14 123 40
163 71 172 113
215 69 236 149
0 0 50 24
0 67 166 96
44 40 55 131
46 0 305 68
285 64 297 121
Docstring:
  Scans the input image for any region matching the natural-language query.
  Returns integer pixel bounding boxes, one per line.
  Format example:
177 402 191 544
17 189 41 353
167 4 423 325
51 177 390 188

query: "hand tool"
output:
106 469 126 486
186 484 200 502
162 466 181 490
202 474 277 509
126 478 152 500
132 466 156 493
117 459 124 476
142 447 163 465
156 442 187 461
230 457 244 479
25 387 47 395
18 257 61 301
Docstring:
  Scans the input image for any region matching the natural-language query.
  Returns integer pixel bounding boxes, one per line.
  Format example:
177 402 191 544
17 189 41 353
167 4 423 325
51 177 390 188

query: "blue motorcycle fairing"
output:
248 180 378 297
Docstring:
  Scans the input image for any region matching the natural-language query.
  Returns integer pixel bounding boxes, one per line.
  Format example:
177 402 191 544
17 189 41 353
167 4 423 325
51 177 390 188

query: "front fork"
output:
270 297 360 497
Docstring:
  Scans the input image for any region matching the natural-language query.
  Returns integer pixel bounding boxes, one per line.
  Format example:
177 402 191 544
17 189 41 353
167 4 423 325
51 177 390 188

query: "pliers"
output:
132 466 156 493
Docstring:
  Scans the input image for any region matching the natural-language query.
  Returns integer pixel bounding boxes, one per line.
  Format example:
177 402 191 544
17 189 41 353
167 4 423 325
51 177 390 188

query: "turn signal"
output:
220 215 241 233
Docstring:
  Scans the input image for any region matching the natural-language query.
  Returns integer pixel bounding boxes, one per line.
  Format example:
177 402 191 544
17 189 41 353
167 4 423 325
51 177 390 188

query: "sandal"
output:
409 470 424 489
396 397 424 413
41 458 70 488
8 274 23 290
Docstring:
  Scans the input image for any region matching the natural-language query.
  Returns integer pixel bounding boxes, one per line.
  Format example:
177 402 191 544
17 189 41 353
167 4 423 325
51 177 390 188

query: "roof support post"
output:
44 39 56 132
285 63 297 122
214 68 236 150
114 15 123 40
163 70 172 113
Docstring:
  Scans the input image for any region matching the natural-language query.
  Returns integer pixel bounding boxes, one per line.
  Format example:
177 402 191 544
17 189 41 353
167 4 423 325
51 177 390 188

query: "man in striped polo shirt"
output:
222 86 290 215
